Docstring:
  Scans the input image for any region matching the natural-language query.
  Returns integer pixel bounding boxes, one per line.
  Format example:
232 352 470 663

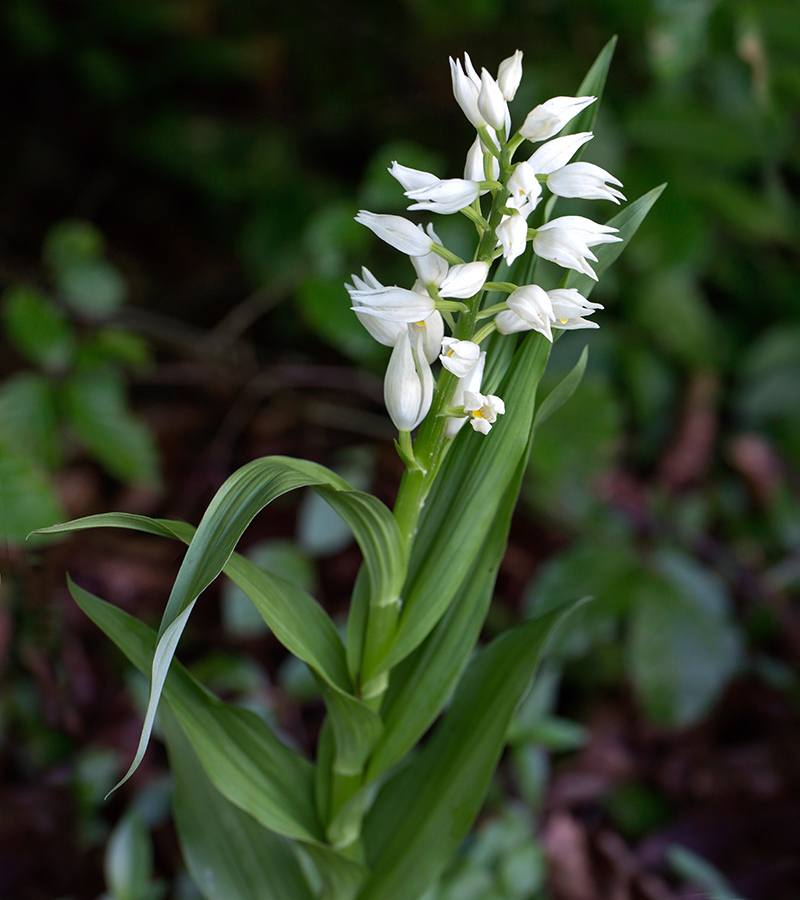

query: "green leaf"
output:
59 258 128 316
2 284 76 371
358 603 578 900
37 456 404 791
69 578 323 842
163 710 315 900
568 35 618 138
626 553 740 727
61 371 160 485
532 345 588 433
381 332 551 674
564 183 667 299
0 446 63 544
320 682 383 778
35 511 351 686
0 373 62 469
367 441 533 781
43 219 105 270
104 810 156 900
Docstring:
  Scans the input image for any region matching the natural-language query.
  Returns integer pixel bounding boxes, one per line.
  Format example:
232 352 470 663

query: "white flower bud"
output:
438 261 489 299
496 214 529 265
520 95 596 142
449 55 486 129
546 162 626 203
464 136 499 183
355 211 434 256
384 329 434 432
478 69 508 132
497 50 523 101
526 132 593 175
439 337 481 377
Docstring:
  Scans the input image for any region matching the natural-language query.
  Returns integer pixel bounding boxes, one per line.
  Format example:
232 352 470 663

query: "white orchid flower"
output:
347 268 407 346
410 224 449 285
439 337 481 377
463 390 506 434
520 96 596 142
449 54 486 129
349 284 436 322
438 261 489 299
526 132 593 175
543 216 622 247
497 50 523 102
549 288 603 330
532 216 621 280
464 136 499 183
496 284 555 341
411 311 445 364
405 178 482 214
388 161 440 193
546 162 626 203
384 328 434 432
496 213 529 265
507 161 543 212
478 68 509 133
355 211 434 256
445 351 486 438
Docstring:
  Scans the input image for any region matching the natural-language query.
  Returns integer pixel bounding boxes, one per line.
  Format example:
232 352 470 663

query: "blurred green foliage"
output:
1 0 798 897
0 220 159 543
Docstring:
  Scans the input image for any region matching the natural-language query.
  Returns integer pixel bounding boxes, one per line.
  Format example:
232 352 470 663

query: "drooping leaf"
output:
37 512 351 693
163 710 315 900
69 578 322 843
358 602 579 900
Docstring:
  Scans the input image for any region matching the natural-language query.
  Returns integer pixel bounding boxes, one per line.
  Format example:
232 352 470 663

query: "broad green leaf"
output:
104 810 158 900
0 446 63 544
626 554 740 728
380 332 551 674
0 373 62 469
564 183 667 299
61 371 160 485
358 603 578 900
532 345 588 433
36 512 351 693
38 455 404 790
69 578 323 842
44 219 105 270
2 284 76 371
163 710 315 900
60 258 128 316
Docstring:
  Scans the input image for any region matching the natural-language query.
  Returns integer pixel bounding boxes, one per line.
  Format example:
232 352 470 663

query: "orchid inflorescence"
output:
346 49 624 443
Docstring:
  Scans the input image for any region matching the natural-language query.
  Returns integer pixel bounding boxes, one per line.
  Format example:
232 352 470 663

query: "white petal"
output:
497 50 523 101
478 69 508 132
350 285 435 322
406 178 481 214
439 338 481 377
355 211 433 256
384 329 433 432
496 214 529 265
411 311 445 364
519 96 596 142
389 161 440 192
438 261 489 298
526 132 594 175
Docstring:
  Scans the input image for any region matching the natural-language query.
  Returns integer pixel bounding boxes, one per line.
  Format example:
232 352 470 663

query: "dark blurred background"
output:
1 1 799 899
